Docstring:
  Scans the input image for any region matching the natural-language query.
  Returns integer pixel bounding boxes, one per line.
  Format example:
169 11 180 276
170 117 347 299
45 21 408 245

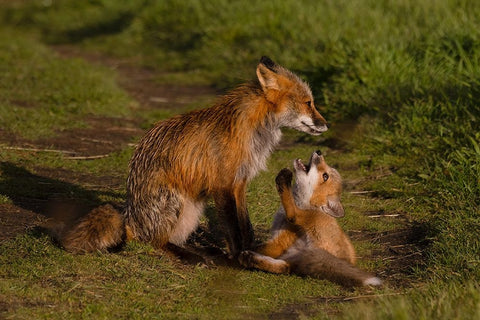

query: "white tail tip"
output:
363 277 382 286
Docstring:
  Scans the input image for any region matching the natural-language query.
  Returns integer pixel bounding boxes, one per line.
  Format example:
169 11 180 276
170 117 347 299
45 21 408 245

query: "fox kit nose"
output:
315 150 322 156
311 151 321 165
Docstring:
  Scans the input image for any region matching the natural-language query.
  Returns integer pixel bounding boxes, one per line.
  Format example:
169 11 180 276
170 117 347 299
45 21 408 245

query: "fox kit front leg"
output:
253 169 303 258
275 168 308 225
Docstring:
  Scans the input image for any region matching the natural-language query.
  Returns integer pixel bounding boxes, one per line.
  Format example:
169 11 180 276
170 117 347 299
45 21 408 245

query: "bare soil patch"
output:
35 116 141 157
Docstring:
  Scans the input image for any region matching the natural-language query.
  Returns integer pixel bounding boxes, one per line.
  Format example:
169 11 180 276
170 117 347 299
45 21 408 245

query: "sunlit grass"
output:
0 29 131 139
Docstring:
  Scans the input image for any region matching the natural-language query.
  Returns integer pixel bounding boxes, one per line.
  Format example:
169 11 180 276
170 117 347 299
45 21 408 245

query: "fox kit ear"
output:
257 60 280 91
321 196 345 218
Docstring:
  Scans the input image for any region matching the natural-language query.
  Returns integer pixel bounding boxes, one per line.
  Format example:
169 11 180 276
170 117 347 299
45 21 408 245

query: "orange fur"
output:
256 228 300 258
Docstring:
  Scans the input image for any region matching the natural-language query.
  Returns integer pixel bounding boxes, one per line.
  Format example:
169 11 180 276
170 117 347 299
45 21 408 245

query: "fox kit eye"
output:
306 101 312 107
323 173 329 182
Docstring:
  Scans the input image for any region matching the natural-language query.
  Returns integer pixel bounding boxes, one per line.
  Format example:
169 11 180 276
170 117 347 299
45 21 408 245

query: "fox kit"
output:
55 57 329 256
239 151 382 287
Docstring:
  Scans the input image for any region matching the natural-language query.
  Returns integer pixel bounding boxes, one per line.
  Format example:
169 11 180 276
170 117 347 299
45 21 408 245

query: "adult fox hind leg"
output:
125 187 184 249
169 197 205 245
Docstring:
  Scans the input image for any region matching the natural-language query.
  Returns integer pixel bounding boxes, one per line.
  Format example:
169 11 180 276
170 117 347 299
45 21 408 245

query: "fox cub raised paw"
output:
275 168 293 193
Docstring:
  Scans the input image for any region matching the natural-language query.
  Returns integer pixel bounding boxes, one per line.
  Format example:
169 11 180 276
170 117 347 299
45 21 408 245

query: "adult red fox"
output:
55 57 329 256
239 151 382 287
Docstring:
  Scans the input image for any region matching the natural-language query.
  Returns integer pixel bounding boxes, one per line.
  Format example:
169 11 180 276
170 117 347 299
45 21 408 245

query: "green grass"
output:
336 281 480 320
1 231 359 319
0 28 131 139
1 0 480 319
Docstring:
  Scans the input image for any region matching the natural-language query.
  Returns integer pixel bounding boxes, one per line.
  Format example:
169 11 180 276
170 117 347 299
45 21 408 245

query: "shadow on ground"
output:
0 161 122 240
0 161 236 267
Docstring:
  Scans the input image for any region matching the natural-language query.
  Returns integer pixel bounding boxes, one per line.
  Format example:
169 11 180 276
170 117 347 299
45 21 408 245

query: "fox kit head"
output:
256 56 329 135
293 150 344 217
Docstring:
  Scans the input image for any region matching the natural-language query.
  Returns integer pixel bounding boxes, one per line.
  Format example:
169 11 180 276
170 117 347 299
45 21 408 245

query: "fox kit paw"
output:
275 168 293 192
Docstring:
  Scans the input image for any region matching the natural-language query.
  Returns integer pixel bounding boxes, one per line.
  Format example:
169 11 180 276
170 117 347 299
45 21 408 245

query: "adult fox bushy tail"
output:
239 152 382 287
55 57 329 255
50 204 127 254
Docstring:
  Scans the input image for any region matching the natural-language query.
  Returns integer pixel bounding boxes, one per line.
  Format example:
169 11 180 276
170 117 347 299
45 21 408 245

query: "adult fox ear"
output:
260 56 276 71
321 196 345 218
257 56 280 91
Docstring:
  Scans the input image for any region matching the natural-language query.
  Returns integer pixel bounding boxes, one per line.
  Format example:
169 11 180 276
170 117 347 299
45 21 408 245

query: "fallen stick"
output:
342 292 404 301
2 145 110 160
2 146 75 154
368 214 400 218
350 190 375 194
65 154 110 160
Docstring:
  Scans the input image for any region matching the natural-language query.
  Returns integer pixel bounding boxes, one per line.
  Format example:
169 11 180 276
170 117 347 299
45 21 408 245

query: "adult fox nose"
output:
313 114 329 127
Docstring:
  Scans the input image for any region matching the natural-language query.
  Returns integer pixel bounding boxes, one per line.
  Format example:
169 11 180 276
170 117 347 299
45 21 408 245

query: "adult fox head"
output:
256 56 329 135
292 150 344 217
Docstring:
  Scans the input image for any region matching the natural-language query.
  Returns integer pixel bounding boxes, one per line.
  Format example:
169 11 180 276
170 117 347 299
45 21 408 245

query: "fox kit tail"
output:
49 204 127 254
239 248 381 287
287 247 382 287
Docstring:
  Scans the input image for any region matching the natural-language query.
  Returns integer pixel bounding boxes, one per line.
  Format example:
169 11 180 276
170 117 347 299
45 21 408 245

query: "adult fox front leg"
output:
124 56 329 257
213 179 253 256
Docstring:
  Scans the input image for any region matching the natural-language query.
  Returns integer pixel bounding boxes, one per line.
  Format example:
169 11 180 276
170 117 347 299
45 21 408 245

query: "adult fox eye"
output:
323 173 329 181
306 101 312 107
